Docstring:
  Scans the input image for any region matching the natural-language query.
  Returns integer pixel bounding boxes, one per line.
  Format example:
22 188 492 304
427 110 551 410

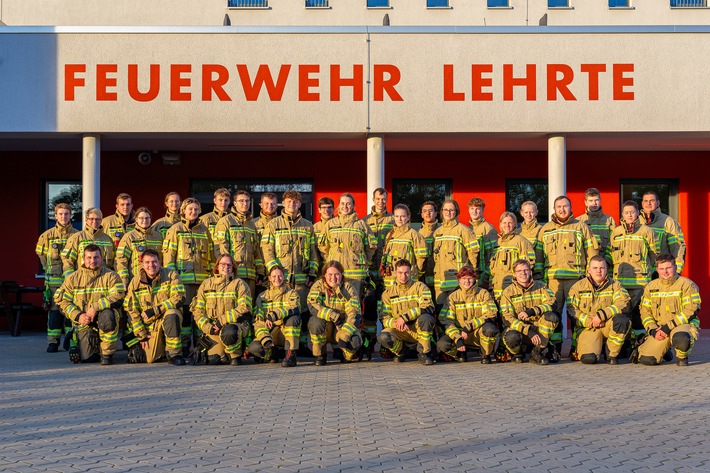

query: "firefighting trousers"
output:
577 314 630 361
141 310 183 363
308 315 363 359
378 314 435 355
437 322 499 357
638 324 696 365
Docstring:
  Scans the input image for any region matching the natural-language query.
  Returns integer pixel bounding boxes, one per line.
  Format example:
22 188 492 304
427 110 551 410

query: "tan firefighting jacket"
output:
500 280 555 336
62 226 116 275
320 212 377 280
432 219 479 293
36 223 78 288
214 210 263 280
639 208 686 273
307 279 360 336
470 217 497 286
163 218 214 285
152 211 180 239
102 211 136 248
489 230 536 299
540 214 599 280
124 267 185 340
115 226 164 287
578 208 616 265
364 208 394 279
381 224 428 287
419 220 440 287
440 285 498 342
380 280 434 328
55 265 125 322
261 211 318 285
190 273 252 333
640 275 701 332
520 220 544 280
199 208 229 258
566 276 630 328
610 220 657 289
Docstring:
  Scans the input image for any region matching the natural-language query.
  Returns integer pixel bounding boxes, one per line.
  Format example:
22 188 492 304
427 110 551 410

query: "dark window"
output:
548 0 570 7
367 0 390 7
488 0 509 6
670 0 707 7
506 179 549 223
619 179 678 219
43 181 83 232
228 0 268 7
427 0 449 7
190 179 314 222
392 179 452 226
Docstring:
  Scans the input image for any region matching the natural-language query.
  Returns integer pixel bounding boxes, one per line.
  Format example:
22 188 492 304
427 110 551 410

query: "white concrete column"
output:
366 134 385 201
82 134 101 217
547 134 566 218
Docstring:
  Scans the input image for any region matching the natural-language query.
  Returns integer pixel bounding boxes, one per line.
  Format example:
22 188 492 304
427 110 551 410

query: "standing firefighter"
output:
199 188 231 259
307 261 364 365
378 259 436 365
468 198 498 289
489 211 536 301
566 255 631 365
500 259 559 365
124 249 186 365
320 193 377 349
640 191 686 274
635 253 701 366
163 198 214 356
248 266 302 367
518 201 545 281
102 193 136 249
578 188 616 267
313 196 335 271
151 192 181 239
62 207 116 274
55 244 125 365
261 190 318 356
115 207 163 289
431 199 480 309
36 203 78 352
418 201 440 296
214 190 264 298
437 266 499 364
190 254 253 365
380 204 428 289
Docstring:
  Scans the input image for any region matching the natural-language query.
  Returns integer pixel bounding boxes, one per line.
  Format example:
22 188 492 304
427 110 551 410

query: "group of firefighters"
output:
35 185 700 368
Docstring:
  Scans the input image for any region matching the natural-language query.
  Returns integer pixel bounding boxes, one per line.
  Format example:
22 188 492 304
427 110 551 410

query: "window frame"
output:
305 0 330 8
548 0 573 9
41 180 83 233
609 0 632 8
426 0 451 8
487 0 511 8
190 178 315 222
227 0 270 9
670 0 708 8
391 178 452 228
619 179 679 220
505 178 549 224
366 0 391 9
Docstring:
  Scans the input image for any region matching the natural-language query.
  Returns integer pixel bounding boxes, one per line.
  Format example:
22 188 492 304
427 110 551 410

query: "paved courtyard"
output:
1 332 708 472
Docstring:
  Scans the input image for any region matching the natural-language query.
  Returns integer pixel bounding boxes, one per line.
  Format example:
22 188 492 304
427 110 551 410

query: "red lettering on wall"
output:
170 64 192 101
613 64 634 101
64 64 86 101
96 64 118 101
580 64 606 101
471 64 493 101
298 65 320 101
236 64 291 101
330 65 364 102
547 64 576 101
503 64 537 101
127 64 160 102
443 65 464 102
201 64 232 102
373 64 403 102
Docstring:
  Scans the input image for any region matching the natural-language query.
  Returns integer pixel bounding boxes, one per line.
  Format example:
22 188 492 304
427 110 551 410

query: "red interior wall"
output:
2 149 707 328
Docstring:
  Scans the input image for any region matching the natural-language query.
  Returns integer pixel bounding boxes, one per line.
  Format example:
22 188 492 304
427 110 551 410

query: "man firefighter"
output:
124 249 186 365
102 193 136 249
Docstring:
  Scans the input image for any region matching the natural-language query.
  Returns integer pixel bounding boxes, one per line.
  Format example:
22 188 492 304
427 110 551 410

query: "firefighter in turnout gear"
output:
190 254 253 365
500 259 559 365
124 249 186 365
468 198 498 289
307 261 363 365
214 190 264 298
489 212 536 301
253 192 279 282
163 198 214 355
380 204 428 289
519 201 545 281
55 244 125 365
640 191 686 274
313 196 335 270
578 188 616 267
320 193 377 348
636 253 700 366
151 192 181 239
62 208 116 274
566 255 631 365
261 190 318 354
248 266 302 367
199 188 231 259
115 207 163 288
437 266 499 363
418 201 440 296
102 193 136 249
431 199 480 308
36 203 78 352
378 259 437 365
540 196 599 357
610 200 658 343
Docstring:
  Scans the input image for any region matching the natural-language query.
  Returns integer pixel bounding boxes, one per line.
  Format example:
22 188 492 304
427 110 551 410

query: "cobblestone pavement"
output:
1 332 708 472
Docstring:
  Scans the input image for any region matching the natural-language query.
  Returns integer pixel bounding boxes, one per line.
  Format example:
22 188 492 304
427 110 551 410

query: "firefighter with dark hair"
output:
635 253 700 366
307 260 363 365
55 244 125 365
199 188 231 258
566 255 631 365
36 202 78 352
151 192 181 239
437 266 499 363
500 259 558 365
248 265 302 367
116 207 163 288
62 207 115 274
102 193 136 248
378 259 436 365
190 254 253 365
124 249 186 365
418 200 440 296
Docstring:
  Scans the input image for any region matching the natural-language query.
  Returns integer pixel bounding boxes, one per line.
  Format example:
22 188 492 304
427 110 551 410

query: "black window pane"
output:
46 182 83 231
506 179 548 223
393 179 451 225
620 179 677 219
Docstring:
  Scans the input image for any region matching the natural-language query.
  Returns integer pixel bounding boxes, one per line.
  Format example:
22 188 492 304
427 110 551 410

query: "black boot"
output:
314 355 327 366
101 355 114 366
282 350 297 367
47 343 59 353
530 348 549 365
168 354 186 366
